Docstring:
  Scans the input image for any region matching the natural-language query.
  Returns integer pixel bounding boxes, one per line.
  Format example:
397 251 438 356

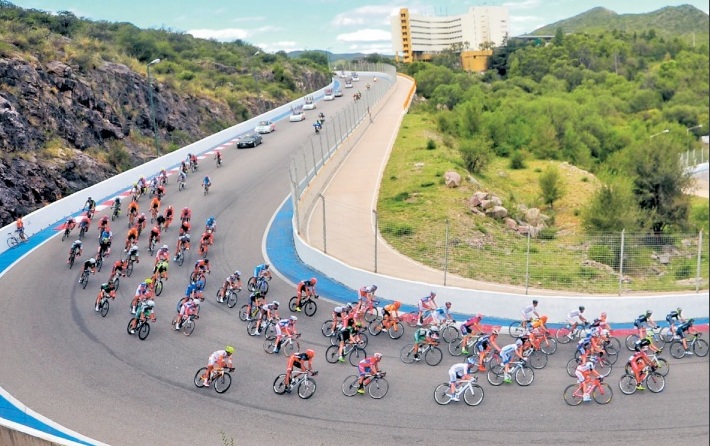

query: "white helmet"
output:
430 326 440 333
272 301 280 307
145 300 155 307
290 315 298 321
234 270 241 276
162 244 168 250
75 240 82 245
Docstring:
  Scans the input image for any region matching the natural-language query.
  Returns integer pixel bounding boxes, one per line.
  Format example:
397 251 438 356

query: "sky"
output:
8 0 710 55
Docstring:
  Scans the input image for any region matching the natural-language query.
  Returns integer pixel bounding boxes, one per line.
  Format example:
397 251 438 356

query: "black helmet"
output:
579 306 585 312
532 300 538 305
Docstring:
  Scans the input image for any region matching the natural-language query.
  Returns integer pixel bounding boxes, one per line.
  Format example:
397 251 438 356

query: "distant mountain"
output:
530 4 709 38
287 50 394 63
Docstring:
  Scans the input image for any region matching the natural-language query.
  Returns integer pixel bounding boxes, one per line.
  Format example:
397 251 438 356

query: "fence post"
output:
373 210 378 273
444 219 449 286
696 230 703 293
618 229 626 296
320 194 326 254
311 140 318 176
525 231 531 295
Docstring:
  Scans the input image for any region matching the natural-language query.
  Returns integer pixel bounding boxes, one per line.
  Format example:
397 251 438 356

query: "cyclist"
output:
431 302 454 326
137 212 148 233
97 215 109 235
175 298 200 330
156 183 165 200
202 175 211 191
159 168 168 185
246 290 265 321
337 318 363 363
193 258 211 279
417 291 438 326
130 183 140 201
273 315 298 353
180 207 192 223
128 298 156 333
148 225 161 249
110 258 128 279
629 338 656 391
84 197 96 216
382 301 401 327
150 196 160 218
137 177 147 195
284 349 315 390
567 306 588 336
530 315 549 334
153 259 169 282
676 318 697 355
177 169 187 189
575 356 602 402
500 339 526 384
130 279 152 314
64 217 76 235
256 300 280 333
111 197 121 216
634 310 656 340
95 281 117 312
214 150 222 166
460 313 484 355
474 330 502 372
127 243 140 264
205 216 217 233
174 234 190 259
180 159 188 175
218 271 242 303
15 216 27 241
331 303 352 332
68 240 83 263
666 307 686 334
356 353 383 394
199 231 211 256
521 300 540 329
412 325 440 361
81 258 97 281
356 285 377 318
98 229 112 257
590 312 611 332
294 277 317 312
124 226 139 251
78 214 91 234
253 263 272 281
179 219 191 236
127 200 138 224
447 358 477 401
163 205 174 230
189 153 198 170
202 347 235 387
154 244 169 263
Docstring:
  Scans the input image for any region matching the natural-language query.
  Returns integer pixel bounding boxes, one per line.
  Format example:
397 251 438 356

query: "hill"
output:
530 4 709 39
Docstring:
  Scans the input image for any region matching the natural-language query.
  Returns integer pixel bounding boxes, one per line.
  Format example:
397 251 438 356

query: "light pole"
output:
650 129 669 140
147 58 161 156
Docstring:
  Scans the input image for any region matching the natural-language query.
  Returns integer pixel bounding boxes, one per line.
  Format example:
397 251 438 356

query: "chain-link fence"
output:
681 147 709 168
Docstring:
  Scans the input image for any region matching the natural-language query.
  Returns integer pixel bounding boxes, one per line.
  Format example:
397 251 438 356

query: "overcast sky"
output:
9 0 710 54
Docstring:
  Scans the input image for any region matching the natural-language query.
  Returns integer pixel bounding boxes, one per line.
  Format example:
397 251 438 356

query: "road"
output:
0 75 707 446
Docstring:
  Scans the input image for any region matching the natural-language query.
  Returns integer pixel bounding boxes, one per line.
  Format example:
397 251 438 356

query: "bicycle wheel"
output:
238 305 250 322
515 366 534 386
368 377 389 399
272 374 287 395
7 236 18 248
325 345 340 364
364 306 379 323
404 312 419 328
563 384 583 406
349 347 367 367
566 358 579 377
659 327 674 344
288 296 298 312
606 337 621 354
81 272 89 289
96 256 103 272
597 358 612 377
126 261 134 277
400 344 416 364
282 340 299 357
433 383 453 405
227 291 238 308
653 357 669 377
425 346 443 366
669 341 686 359
247 277 257 292
263 338 276 354
341 375 360 397
593 383 613 404
605 350 619 365
176 251 184 266
138 322 150 340
246 320 259 336
618 374 638 395
463 384 484 406
214 372 232 393
357 333 369 348
100 299 110 317
112 277 120 291
321 320 335 337
509 321 525 338
303 300 317 317
69 254 75 269
62 230 68 242
527 350 547 369
693 339 709 357
155 280 163 296
646 371 665 393
264 324 277 340
194 367 208 387
441 325 459 344
297 378 316 399
368 319 383 336
555 326 572 344
487 365 505 386
182 319 195 336
126 319 136 335
540 337 557 355
625 334 639 351
388 322 404 340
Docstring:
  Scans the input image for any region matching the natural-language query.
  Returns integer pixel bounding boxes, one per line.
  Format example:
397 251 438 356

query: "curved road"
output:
0 76 707 446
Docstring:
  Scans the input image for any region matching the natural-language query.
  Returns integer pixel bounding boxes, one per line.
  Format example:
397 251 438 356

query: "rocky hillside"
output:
0 3 329 226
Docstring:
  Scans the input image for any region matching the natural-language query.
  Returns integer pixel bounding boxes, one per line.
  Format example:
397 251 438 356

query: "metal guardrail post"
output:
525 231 531 295
444 219 449 286
373 210 378 273
321 194 326 254
618 229 625 296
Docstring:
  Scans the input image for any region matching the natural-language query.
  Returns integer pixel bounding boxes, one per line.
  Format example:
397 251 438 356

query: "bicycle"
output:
263 333 301 356
368 315 405 340
247 316 277 338
273 370 317 399
326 339 367 366
216 285 239 308
529 330 558 355
669 333 708 359
78 224 88 239
437 319 460 344
400 341 443 366
148 236 157 255
239 303 261 322
433 376 485 406
172 313 197 336
625 326 666 351
150 207 158 223
111 204 121 221
198 241 209 258
178 178 186 191
68 247 79 269
97 292 112 318
563 377 613 406
342 372 388 399
153 276 164 297
566 355 613 378
288 294 318 317
487 359 534 386
623 352 669 377
194 367 232 394
247 276 270 295
359 299 380 323
174 245 187 266
7 230 28 248
79 268 91 289
618 366 665 395
556 322 592 344
125 254 137 277
448 333 483 356
508 318 535 339
126 317 151 340
203 183 210 196
61 225 73 242
108 272 121 291
95 254 104 273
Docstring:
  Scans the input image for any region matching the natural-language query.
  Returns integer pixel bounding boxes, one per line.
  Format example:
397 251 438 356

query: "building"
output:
390 6 509 71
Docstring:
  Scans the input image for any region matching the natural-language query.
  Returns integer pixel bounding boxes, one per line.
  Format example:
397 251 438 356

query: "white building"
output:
391 6 509 65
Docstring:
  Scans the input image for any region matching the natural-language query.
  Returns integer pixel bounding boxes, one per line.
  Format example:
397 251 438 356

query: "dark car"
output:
237 133 263 149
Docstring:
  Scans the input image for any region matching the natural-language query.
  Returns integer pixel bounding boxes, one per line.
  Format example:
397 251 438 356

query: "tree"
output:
459 138 493 174
582 181 641 232
553 27 564 46
538 165 565 208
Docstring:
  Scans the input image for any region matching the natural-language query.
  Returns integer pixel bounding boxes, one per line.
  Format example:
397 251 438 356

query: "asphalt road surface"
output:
0 78 707 446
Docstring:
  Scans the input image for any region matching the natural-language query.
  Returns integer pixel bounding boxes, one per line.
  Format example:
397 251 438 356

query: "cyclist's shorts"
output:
475 340 489 353
460 325 471 335
675 327 686 338
575 370 585 383
358 365 371 376
500 350 513 364
448 370 463 383
634 321 647 329
274 325 282 336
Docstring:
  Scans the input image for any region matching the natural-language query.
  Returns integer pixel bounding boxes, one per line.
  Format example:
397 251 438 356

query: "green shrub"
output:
459 139 492 174
509 150 526 169
538 227 558 240
382 223 413 236
588 244 617 268
420 181 435 188
393 192 410 202
106 144 131 171
426 139 437 150
674 261 693 280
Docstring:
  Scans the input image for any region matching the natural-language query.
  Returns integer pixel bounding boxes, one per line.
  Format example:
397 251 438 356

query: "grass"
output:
376 113 709 293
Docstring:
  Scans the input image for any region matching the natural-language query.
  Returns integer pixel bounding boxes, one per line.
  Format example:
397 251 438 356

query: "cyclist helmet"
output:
393 301 401 310
491 329 499 336
114 197 120 202
306 349 315 359
532 300 538 305
646 310 652 316
290 315 298 321
541 315 548 322
162 244 168 250
346 303 353 310
145 299 155 307
264 263 270 269
689 318 695 324
430 291 436 297
88 197 92 201
140 213 145 218
225 346 235 355
373 352 383 360
677 307 682 313
88 258 96 264
467 356 476 365
183 207 189 211
515 339 523 347
272 301 280 307
310 277 317 285
476 313 483 319
579 306 585 312
371 285 378 291
601 312 607 318
75 240 82 245
234 270 241 276
445 301 452 307
204 259 210 263
430 326 440 333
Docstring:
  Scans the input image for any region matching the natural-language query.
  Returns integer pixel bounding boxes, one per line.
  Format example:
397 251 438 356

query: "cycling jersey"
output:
500 344 517 364
208 350 230 367
253 264 268 278
521 304 536 317
634 314 650 325
666 311 682 322
568 310 583 319
474 335 491 352
633 338 651 351
676 321 693 337
448 363 468 382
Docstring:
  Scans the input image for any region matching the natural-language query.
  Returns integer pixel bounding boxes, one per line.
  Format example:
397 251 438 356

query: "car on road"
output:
334 89 343 97
236 132 263 148
344 78 353 89
289 110 306 122
303 101 316 110
351 72 359 82
323 88 334 101
254 120 276 134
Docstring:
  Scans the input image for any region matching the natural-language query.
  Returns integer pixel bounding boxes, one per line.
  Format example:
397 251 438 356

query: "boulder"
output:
444 171 461 188
485 205 508 219
525 208 541 225
469 191 489 208
489 195 502 207
470 208 485 217
504 217 518 230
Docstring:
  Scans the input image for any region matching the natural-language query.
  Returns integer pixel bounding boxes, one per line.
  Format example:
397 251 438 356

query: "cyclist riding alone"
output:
180 207 191 223
634 310 656 340
202 346 235 387
676 318 697 355
417 291 438 326
218 271 242 303
448 358 477 401
460 313 484 355
382 301 401 325
125 226 139 251
129 299 156 334
412 325 440 361
521 300 540 329
82 258 97 280
272 315 298 353
68 240 83 263
294 277 317 312
202 175 211 191
95 281 117 312
474 330 502 372
567 306 587 336
666 307 686 334
284 349 315 390
575 355 602 402
15 216 28 241
214 150 222 165
356 353 383 394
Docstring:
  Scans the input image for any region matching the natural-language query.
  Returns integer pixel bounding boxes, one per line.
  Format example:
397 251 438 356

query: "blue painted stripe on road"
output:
0 396 93 445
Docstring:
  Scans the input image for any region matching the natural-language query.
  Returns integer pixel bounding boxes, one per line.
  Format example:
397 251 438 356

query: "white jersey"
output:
568 310 583 318
448 363 468 377
522 304 536 315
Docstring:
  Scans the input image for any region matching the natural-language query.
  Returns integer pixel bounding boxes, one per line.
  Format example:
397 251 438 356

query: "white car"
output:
351 73 359 82
254 120 276 134
344 79 353 89
303 101 316 110
323 89 334 101
289 111 306 122
334 89 343 97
